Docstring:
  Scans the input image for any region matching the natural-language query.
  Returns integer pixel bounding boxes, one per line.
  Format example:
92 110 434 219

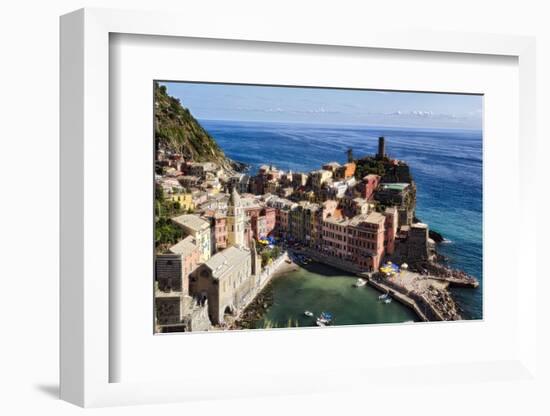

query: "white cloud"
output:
386 110 461 119
235 106 341 115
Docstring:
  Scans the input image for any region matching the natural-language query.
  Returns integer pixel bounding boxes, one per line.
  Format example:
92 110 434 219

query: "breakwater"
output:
361 271 465 321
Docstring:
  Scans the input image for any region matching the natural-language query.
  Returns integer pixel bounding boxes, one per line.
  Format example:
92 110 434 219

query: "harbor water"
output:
253 262 418 329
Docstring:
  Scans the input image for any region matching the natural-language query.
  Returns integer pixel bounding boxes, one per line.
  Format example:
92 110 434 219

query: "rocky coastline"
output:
232 283 275 330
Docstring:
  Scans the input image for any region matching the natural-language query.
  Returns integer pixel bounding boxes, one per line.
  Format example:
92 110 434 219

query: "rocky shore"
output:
232 283 275 329
413 261 479 288
367 271 462 321
231 256 298 330
230 159 249 173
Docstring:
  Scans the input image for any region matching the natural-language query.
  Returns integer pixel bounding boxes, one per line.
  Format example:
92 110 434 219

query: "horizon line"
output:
197 117 483 132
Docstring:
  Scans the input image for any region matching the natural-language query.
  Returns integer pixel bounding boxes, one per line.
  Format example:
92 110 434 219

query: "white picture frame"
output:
60 7 538 407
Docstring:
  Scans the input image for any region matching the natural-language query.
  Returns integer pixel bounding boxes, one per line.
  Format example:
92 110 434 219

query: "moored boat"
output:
317 311 333 325
354 278 367 287
304 310 314 317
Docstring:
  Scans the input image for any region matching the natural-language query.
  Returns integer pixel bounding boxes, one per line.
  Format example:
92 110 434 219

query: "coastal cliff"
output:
354 156 413 184
354 156 416 208
154 82 245 173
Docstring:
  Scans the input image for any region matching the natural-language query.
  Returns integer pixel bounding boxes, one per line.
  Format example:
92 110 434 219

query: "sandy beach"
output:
271 253 299 278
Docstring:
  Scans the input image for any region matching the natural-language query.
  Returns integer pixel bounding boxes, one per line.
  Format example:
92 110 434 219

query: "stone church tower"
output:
227 187 245 247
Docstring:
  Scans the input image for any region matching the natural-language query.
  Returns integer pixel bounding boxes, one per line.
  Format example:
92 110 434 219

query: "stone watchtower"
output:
227 187 245 247
377 136 386 159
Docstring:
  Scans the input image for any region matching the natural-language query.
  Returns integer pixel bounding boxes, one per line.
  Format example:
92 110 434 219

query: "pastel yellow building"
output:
169 192 195 212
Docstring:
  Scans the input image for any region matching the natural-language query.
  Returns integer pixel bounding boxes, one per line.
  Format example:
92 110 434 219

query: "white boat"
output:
354 278 367 287
317 312 333 325
304 310 314 317
383 298 392 304
378 293 389 300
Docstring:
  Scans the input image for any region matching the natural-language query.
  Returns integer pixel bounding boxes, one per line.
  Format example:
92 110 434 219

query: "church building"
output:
189 188 262 324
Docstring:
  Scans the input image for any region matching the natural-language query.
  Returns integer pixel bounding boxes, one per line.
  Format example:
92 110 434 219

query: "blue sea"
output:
201 119 483 320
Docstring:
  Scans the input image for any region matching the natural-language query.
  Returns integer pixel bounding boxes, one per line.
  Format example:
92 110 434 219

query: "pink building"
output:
202 211 228 252
263 207 276 236
360 174 381 201
213 215 228 251
347 212 386 271
266 197 296 238
155 235 201 295
322 215 350 259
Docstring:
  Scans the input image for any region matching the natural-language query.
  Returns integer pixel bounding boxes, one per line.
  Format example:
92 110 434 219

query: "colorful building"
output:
347 212 386 271
202 212 228 253
168 191 195 212
322 215 350 259
335 162 356 180
266 197 297 238
359 174 381 201
172 214 212 262
311 169 333 190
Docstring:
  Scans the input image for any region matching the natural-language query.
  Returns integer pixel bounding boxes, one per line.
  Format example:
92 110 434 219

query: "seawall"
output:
232 251 290 323
365 278 435 322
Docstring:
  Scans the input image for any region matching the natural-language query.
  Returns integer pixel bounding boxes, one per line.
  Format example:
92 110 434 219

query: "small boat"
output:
316 319 326 327
304 310 314 317
317 312 333 325
383 298 392 304
378 292 389 300
354 278 367 287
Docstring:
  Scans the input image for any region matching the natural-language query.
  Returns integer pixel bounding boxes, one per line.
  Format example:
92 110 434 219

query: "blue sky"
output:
160 82 483 130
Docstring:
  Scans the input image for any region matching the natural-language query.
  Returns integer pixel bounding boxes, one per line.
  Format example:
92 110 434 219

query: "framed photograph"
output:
151 80 482 333
60 8 537 407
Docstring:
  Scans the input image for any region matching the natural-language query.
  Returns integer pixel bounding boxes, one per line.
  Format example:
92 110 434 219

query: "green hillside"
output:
154 82 236 172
